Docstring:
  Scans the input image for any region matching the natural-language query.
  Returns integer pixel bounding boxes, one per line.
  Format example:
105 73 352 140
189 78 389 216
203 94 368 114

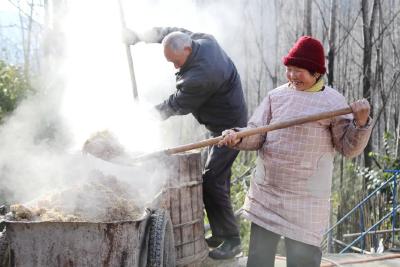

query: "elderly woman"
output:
219 36 372 267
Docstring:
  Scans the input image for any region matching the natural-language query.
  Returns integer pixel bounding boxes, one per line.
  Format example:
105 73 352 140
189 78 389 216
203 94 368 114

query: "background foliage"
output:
0 60 32 123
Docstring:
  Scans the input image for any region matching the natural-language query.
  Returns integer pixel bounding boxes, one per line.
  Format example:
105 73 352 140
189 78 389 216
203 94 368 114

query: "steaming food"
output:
7 131 145 222
83 130 126 161
10 204 33 220
9 172 142 222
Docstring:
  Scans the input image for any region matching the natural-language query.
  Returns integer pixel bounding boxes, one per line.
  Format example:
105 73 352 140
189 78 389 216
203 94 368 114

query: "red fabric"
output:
283 36 326 74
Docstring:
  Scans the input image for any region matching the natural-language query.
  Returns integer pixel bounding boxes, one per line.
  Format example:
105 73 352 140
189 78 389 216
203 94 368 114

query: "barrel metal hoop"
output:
164 180 202 190
174 235 205 247
172 218 202 228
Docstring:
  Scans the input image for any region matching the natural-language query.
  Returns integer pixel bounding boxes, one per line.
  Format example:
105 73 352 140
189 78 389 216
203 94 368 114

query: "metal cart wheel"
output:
0 230 9 267
147 209 175 267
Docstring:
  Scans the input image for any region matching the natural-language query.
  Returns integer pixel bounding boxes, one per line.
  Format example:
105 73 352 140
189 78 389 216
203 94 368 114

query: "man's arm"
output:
155 81 214 120
124 27 193 45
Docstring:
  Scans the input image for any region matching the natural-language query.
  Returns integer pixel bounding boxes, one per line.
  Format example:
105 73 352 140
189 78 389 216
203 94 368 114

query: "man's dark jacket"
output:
144 27 247 133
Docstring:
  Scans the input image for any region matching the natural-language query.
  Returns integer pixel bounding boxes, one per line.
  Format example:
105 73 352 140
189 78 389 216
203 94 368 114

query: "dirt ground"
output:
201 253 400 267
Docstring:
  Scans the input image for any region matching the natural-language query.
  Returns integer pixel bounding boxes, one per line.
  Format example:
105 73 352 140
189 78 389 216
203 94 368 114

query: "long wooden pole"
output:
133 106 353 162
117 0 138 100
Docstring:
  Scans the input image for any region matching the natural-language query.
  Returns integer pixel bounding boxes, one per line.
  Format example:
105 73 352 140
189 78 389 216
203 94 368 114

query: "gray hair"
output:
162 31 192 53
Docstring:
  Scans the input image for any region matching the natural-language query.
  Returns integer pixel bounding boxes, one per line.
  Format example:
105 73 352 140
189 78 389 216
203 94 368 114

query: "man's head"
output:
162 32 192 69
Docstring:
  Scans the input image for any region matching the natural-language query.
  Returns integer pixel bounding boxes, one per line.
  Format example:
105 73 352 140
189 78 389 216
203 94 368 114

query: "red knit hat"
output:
283 36 326 74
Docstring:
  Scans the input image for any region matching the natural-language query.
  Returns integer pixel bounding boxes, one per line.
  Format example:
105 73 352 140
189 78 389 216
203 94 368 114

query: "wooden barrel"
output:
4 211 151 267
160 152 208 266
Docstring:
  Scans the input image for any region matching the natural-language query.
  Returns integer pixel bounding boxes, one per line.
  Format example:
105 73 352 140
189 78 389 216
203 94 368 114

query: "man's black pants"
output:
202 143 240 238
247 223 322 267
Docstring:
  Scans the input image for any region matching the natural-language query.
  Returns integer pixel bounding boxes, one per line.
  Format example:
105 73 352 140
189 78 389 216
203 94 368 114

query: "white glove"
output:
122 28 140 45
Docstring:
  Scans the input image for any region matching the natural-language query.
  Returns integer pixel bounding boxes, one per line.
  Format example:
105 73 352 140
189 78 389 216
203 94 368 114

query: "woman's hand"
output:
350 99 371 127
218 129 241 147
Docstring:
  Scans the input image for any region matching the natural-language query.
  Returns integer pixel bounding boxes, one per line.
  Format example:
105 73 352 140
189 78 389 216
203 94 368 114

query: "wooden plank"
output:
169 156 180 188
189 155 201 255
191 185 198 255
159 190 170 211
196 184 205 254
189 153 201 217
180 155 194 258
169 186 181 259
192 152 205 254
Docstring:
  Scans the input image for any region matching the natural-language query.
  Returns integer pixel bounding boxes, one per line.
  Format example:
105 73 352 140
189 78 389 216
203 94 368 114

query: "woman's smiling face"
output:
286 65 318 91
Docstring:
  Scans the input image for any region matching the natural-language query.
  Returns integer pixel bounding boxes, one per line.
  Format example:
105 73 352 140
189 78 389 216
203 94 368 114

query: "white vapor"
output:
0 0 249 210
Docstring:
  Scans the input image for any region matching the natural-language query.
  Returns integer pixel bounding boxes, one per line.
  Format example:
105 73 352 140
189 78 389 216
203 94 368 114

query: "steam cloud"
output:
0 0 248 215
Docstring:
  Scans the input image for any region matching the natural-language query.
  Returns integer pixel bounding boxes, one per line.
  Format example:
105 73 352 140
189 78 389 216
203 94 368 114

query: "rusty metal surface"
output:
5 210 150 267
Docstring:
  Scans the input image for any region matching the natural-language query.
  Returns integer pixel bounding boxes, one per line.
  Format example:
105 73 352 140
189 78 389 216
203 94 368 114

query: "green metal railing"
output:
324 169 400 253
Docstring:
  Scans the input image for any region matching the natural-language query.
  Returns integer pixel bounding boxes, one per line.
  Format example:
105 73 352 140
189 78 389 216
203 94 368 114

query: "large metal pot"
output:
2 208 175 267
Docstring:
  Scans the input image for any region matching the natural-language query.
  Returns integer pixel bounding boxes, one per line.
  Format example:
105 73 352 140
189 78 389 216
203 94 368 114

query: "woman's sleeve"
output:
234 95 272 151
330 99 373 158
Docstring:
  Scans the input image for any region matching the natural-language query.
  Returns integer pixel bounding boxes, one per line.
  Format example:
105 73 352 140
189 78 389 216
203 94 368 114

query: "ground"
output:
201 253 400 267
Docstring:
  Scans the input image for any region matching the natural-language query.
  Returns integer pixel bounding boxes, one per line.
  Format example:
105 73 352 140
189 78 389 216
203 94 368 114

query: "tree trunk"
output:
361 0 378 171
303 0 312 35
327 0 337 86
272 0 280 89
24 0 35 82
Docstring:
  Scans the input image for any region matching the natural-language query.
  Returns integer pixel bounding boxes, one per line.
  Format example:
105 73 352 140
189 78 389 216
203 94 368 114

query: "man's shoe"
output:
206 236 224 248
209 237 241 260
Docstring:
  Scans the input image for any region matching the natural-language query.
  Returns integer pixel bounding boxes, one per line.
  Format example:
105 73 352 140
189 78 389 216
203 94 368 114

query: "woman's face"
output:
286 66 318 91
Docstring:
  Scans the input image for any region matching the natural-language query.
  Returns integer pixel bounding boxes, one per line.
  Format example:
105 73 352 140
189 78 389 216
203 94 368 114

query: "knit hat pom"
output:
283 36 326 74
